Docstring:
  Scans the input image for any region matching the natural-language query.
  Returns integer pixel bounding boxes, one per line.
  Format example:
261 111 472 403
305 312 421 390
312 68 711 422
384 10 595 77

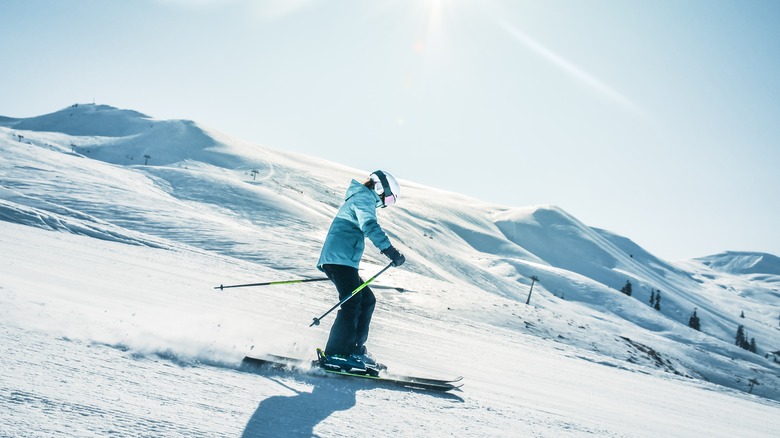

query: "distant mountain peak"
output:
696 251 780 276
9 103 154 137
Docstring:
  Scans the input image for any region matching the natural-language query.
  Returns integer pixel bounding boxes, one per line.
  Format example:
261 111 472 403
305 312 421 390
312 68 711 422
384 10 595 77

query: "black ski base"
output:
241 353 462 392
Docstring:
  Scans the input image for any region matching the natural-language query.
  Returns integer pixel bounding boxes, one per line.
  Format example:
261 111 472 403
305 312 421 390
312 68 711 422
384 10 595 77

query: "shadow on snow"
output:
240 367 463 437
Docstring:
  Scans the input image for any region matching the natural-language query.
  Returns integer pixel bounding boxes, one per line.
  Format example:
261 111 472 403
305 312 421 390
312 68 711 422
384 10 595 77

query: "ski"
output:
241 354 462 392
241 355 309 372
319 368 461 392
313 349 462 385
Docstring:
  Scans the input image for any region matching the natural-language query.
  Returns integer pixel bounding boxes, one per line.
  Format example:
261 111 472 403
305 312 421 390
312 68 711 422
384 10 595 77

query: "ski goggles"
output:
382 192 397 207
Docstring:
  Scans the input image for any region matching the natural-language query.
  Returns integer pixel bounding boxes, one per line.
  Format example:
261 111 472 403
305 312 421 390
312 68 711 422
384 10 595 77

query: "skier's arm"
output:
353 193 391 251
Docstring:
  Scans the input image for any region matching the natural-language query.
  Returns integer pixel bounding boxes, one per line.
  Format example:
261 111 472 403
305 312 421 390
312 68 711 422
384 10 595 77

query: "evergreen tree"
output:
688 309 701 331
649 289 656 305
743 330 752 350
654 290 661 311
735 325 750 350
620 280 633 296
749 338 757 353
740 311 745 318
735 324 745 346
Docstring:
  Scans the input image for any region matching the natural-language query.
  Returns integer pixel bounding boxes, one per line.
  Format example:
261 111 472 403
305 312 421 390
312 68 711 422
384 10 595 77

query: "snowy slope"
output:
2 104 779 437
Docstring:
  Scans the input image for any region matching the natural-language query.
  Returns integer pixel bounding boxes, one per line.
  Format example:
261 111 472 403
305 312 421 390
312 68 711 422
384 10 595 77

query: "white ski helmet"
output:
369 170 400 208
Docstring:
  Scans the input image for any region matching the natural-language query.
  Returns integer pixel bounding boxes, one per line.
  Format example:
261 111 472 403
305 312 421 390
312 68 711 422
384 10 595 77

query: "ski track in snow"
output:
2 326 239 437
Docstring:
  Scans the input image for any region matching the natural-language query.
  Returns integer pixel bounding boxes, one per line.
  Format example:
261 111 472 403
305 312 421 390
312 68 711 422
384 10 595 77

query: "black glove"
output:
382 246 406 267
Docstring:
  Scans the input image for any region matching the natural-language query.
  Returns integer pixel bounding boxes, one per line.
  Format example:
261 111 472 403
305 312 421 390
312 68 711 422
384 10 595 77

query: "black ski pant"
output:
322 264 376 356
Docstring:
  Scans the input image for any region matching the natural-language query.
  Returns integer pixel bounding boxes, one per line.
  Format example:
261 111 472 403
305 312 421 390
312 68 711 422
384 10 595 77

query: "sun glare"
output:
408 0 454 57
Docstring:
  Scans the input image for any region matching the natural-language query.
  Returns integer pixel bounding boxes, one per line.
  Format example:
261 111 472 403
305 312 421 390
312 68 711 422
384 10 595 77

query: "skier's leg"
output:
353 287 376 354
322 265 364 356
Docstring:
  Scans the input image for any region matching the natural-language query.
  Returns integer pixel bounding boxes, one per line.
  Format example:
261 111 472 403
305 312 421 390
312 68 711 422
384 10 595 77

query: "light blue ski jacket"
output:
317 180 392 270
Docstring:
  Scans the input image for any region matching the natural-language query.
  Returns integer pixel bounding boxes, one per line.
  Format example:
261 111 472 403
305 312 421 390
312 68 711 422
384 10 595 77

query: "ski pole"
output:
214 277 329 291
310 262 394 327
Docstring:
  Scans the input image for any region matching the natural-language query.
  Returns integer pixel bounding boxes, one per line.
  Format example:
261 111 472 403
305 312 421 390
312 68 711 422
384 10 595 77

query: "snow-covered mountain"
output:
2 104 779 437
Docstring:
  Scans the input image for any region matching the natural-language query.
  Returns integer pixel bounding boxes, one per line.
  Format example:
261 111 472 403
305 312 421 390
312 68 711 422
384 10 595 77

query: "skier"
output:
317 170 405 371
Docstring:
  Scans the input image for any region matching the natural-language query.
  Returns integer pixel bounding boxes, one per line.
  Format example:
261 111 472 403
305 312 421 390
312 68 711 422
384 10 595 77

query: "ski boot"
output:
317 348 380 376
353 347 387 372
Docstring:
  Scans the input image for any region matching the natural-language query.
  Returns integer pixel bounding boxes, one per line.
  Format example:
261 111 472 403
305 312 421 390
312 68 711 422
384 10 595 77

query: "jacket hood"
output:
345 179 381 204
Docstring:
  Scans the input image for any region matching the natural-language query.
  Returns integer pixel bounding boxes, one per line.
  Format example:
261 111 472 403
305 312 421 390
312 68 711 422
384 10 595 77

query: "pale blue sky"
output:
2 0 779 260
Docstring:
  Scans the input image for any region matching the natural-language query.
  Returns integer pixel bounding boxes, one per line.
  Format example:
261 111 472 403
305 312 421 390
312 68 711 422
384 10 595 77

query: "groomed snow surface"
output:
2 104 779 437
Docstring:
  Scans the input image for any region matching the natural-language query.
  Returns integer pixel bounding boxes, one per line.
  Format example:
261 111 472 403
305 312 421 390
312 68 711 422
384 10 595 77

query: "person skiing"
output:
317 170 405 371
